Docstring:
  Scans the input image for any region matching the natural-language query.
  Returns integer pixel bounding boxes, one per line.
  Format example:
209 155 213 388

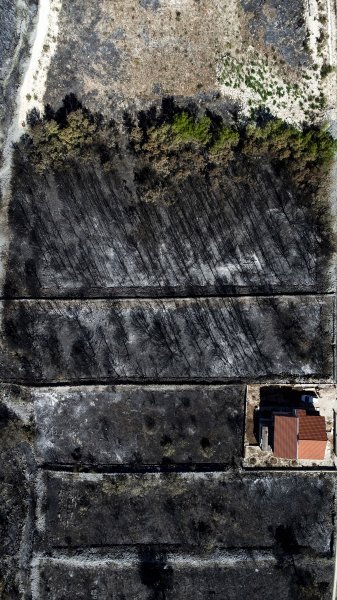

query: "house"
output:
273 409 327 460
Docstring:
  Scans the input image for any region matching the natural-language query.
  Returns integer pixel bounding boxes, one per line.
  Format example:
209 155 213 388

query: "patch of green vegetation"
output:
219 51 326 116
102 473 188 497
23 102 337 200
171 112 212 145
128 108 337 222
142 123 173 155
321 63 335 78
209 126 240 157
26 108 115 172
243 118 337 184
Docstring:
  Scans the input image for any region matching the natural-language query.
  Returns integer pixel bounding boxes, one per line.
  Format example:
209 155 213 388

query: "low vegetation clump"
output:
23 102 115 172
209 126 240 158
131 111 243 192
171 112 212 145
321 63 335 78
132 109 336 192
219 50 327 120
242 118 337 187
29 110 96 170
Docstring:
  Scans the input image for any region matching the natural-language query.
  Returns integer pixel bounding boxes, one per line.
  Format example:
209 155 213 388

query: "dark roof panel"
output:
298 416 327 441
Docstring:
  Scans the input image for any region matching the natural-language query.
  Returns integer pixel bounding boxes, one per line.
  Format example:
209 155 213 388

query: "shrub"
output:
171 112 212 145
57 110 97 149
143 124 173 155
26 109 114 171
243 118 337 183
321 63 335 77
209 126 240 158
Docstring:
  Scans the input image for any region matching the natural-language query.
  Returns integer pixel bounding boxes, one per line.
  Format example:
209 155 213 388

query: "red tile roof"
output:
274 415 298 459
298 440 326 460
273 413 327 459
298 416 327 441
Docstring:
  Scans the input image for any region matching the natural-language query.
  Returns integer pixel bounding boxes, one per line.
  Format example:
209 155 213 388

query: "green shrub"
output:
209 126 240 159
243 118 337 179
143 123 173 154
321 63 335 77
171 112 212 145
57 110 97 149
27 109 115 171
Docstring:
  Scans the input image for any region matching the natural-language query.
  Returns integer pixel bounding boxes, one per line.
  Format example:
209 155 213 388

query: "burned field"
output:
1 98 336 598
8 98 337 298
1 0 337 598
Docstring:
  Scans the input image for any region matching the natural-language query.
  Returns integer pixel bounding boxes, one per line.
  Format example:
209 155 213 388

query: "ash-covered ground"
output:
1 1 337 598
